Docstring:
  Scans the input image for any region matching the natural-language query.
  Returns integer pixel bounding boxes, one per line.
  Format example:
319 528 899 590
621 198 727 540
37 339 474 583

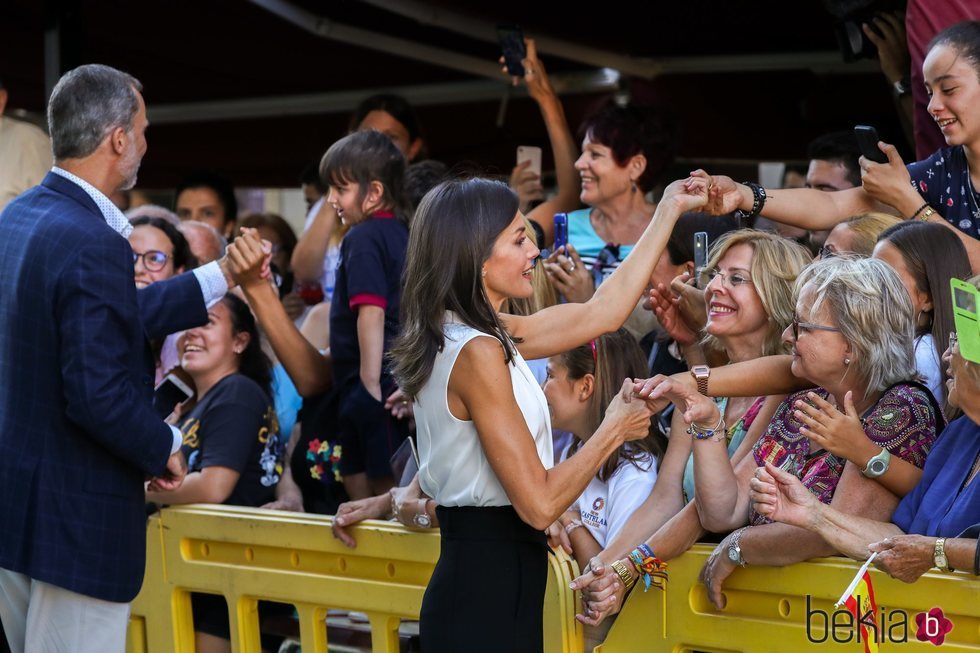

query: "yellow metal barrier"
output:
599 544 979 652
127 505 583 653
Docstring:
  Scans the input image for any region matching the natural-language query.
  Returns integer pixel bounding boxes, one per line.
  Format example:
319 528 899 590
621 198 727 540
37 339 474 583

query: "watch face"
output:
728 546 739 562
415 513 431 528
870 459 887 474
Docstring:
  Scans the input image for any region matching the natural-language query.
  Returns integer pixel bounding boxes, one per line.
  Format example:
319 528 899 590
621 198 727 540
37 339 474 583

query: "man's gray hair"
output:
47 64 142 160
796 256 918 399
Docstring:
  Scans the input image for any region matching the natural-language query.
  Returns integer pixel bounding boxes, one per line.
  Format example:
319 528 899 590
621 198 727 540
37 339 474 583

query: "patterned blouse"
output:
750 383 939 526
906 145 980 238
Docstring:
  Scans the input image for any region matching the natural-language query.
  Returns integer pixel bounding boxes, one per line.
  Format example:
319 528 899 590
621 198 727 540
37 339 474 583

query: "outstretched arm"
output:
505 176 708 360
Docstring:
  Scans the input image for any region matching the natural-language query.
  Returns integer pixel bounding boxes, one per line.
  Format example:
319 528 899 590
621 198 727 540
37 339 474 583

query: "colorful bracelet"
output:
627 544 668 592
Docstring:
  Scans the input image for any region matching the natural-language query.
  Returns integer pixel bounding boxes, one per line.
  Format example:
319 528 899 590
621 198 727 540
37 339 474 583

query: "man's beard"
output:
119 144 141 191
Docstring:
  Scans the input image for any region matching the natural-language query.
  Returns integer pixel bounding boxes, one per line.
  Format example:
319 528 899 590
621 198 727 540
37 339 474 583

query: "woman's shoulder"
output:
909 145 963 176
879 380 935 408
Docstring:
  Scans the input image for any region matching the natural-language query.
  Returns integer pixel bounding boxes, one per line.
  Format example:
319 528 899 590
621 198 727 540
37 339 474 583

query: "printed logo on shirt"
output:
584 496 607 530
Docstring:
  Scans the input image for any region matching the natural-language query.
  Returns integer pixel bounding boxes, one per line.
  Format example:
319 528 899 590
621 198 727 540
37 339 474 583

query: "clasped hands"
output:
222 227 274 289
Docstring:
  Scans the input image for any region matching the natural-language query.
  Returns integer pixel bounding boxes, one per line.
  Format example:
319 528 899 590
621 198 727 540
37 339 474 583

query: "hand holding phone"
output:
517 146 542 180
153 373 194 420
854 125 888 164
497 25 526 78
553 213 569 259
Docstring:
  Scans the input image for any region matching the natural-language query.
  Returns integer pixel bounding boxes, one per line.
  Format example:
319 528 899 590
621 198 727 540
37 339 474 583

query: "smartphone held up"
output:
497 24 526 77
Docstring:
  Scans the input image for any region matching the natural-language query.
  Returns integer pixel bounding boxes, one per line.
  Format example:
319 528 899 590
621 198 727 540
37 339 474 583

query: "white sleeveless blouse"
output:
415 318 553 507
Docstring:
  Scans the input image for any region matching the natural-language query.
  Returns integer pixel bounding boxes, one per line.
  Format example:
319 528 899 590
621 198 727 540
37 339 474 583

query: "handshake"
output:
217 227 275 289
146 449 188 492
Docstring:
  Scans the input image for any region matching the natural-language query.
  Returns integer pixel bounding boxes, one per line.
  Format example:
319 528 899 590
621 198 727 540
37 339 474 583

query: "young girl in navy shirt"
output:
320 130 411 499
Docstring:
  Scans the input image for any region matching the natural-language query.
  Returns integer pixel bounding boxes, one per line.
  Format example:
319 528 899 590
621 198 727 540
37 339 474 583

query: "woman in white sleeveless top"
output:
389 175 708 652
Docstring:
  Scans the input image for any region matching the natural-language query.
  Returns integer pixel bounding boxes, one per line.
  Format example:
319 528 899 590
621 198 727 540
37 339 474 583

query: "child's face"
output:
543 358 585 433
327 181 367 225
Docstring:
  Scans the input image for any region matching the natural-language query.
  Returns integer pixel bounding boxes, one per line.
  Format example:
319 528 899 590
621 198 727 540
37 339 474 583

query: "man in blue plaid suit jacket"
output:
0 65 264 652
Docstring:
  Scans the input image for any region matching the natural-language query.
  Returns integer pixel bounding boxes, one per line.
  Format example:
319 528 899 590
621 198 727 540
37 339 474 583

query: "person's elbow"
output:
695 500 742 533
512 499 560 531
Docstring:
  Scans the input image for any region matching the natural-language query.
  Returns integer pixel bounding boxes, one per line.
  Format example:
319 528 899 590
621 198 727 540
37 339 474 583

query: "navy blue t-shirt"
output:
907 145 980 238
178 373 282 508
329 212 408 386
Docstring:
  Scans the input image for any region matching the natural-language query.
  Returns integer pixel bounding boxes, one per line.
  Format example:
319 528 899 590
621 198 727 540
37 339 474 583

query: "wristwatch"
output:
934 537 952 572
727 526 748 567
691 365 711 396
861 448 891 478
413 499 432 528
893 76 911 97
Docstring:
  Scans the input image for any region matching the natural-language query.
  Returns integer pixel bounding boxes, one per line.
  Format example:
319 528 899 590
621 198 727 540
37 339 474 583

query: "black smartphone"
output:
854 125 888 164
693 231 708 288
497 24 526 77
153 373 194 419
553 213 568 254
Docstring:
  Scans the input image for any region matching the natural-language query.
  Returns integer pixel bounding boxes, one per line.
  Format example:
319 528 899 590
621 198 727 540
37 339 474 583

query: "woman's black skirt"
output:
419 505 549 652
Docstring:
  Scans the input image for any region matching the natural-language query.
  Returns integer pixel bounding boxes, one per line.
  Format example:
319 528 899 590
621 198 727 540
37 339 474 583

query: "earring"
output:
630 181 637 193
843 357 851 366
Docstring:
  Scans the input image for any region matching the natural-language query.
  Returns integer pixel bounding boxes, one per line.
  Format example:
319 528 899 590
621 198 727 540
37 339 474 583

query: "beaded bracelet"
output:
734 182 767 222
627 543 668 592
687 415 726 441
909 202 936 221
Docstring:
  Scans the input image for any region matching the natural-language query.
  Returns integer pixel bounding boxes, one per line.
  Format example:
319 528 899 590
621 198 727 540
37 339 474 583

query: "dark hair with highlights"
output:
391 178 520 396
560 329 667 482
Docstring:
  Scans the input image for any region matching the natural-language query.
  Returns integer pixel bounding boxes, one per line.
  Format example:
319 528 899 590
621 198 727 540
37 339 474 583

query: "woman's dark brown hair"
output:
561 328 667 482
390 178 520 397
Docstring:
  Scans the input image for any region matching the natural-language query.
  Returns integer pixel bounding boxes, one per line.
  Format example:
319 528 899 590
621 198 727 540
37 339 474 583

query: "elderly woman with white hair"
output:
573 257 942 622
749 277 980 582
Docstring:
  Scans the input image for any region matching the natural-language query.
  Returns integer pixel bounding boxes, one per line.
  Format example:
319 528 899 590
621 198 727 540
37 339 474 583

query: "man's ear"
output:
109 125 128 156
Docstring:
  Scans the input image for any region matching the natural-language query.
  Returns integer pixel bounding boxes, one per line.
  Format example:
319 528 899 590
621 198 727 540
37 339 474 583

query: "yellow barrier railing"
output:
599 544 979 652
128 505 583 653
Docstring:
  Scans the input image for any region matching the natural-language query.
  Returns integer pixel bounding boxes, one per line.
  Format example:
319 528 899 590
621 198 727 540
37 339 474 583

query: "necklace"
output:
963 146 980 221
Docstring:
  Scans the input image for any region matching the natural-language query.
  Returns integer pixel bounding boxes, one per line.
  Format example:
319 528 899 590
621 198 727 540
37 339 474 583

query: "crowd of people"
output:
0 17 978 653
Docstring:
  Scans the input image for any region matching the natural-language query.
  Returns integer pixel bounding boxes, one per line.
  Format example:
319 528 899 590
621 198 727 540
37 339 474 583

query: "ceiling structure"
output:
0 0 907 189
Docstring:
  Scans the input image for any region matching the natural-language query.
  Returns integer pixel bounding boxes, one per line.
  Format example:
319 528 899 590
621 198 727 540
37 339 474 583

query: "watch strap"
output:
934 537 952 572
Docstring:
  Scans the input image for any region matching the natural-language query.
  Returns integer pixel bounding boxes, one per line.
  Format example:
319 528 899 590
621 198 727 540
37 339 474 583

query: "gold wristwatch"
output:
610 559 638 591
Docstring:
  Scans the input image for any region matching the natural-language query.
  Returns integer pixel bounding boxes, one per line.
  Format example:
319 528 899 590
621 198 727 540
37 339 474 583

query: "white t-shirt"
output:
914 333 943 406
564 445 658 548
416 318 553 507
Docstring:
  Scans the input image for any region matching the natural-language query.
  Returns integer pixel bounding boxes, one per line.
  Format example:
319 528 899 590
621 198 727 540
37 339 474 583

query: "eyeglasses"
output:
703 268 753 289
132 250 171 272
818 245 837 259
591 242 621 287
791 314 841 340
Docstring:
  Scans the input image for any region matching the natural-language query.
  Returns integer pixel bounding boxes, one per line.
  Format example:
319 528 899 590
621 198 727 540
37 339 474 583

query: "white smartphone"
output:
153 373 194 419
517 145 542 179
